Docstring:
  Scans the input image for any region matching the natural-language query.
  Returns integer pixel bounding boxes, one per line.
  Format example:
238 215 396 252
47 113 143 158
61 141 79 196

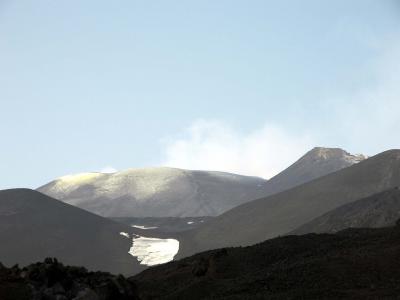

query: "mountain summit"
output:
37 168 266 218
247 147 367 200
261 147 366 196
305 147 366 162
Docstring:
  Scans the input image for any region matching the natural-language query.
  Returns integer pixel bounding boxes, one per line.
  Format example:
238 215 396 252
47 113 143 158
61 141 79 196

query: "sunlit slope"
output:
38 167 267 217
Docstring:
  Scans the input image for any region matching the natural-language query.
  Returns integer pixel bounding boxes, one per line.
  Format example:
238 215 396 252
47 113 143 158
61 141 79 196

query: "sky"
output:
1 0 400 189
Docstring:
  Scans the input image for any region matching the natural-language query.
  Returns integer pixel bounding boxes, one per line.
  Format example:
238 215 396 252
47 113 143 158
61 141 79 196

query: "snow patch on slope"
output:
344 153 368 164
129 236 179 266
132 225 159 230
119 232 130 238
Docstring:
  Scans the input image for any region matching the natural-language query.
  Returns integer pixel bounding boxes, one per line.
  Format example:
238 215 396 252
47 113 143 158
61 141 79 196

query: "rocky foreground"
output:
3 222 400 299
0 258 138 300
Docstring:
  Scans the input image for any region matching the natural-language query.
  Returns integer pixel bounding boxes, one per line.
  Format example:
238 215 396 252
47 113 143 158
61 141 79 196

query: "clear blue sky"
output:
1 0 400 189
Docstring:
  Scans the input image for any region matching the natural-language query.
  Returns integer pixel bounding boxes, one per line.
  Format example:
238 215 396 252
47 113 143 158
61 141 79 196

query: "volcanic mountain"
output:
37 168 267 218
177 150 400 258
258 147 366 197
37 147 364 219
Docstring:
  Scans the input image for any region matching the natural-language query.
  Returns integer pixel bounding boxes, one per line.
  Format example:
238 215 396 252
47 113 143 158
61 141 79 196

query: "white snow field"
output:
128 235 179 266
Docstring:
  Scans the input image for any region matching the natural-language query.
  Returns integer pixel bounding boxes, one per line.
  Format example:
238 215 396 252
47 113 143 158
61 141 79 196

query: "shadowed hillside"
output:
132 223 400 299
4 223 400 299
0 189 146 275
292 187 400 234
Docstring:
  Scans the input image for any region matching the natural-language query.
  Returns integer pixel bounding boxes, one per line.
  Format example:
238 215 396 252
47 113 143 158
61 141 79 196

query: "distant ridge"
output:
178 149 400 258
291 187 400 234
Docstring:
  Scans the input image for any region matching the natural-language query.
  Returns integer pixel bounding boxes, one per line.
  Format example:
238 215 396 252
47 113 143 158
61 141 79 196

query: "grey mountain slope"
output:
37 147 364 218
37 168 267 218
177 150 400 258
257 147 366 197
0 189 146 275
291 187 400 235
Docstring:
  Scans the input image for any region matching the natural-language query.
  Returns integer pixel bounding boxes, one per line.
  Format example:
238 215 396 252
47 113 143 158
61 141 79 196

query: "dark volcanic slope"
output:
0 189 145 275
178 150 400 257
292 187 400 235
133 224 400 299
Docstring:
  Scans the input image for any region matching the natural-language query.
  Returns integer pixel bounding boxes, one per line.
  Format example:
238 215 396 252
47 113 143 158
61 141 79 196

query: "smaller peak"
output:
301 147 367 164
306 147 348 158
309 146 346 153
